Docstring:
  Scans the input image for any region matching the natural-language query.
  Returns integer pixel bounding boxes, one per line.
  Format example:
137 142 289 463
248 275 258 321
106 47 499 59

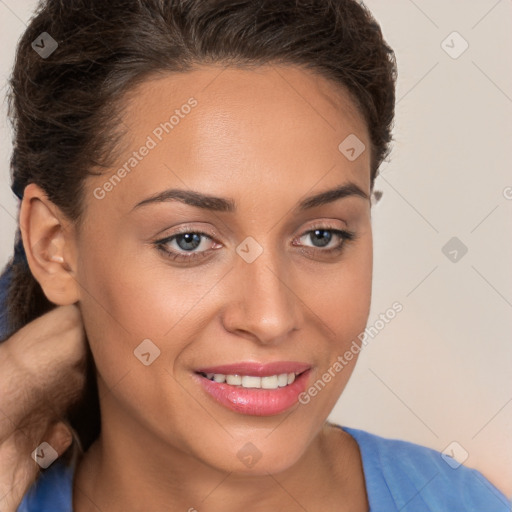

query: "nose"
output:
220 250 303 345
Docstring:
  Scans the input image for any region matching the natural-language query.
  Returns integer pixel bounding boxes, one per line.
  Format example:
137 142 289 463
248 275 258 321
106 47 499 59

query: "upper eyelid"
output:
157 225 350 250
157 219 349 240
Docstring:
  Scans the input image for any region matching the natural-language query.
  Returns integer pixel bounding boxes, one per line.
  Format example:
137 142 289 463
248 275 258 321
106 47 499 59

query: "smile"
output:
194 365 312 416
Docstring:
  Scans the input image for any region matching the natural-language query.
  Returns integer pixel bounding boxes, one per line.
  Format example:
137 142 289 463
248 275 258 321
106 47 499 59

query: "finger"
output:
44 421 74 457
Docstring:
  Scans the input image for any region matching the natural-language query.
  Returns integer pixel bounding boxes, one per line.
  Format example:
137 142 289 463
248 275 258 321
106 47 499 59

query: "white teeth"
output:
242 375 261 388
277 373 288 387
261 375 278 389
226 374 242 386
203 372 301 389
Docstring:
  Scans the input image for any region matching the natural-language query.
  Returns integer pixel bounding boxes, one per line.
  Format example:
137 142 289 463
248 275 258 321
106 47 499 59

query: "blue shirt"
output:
16 425 510 511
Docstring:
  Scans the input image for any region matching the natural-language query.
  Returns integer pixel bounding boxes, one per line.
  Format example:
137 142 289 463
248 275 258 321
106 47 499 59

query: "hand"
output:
0 304 88 512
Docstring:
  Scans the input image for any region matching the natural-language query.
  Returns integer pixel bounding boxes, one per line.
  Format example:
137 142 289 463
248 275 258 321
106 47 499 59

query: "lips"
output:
193 361 312 416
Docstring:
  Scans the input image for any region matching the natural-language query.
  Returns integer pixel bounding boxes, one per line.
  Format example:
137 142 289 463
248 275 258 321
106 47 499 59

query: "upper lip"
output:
195 361 311 377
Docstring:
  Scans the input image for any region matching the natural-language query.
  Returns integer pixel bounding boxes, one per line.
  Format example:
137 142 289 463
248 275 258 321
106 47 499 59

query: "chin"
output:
202 439 309 477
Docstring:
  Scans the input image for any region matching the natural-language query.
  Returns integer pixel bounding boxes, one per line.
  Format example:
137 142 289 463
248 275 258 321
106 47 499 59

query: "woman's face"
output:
76 64 373 474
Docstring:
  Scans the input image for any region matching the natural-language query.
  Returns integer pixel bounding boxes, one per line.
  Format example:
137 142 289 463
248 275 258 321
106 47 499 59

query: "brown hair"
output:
1 0 397 467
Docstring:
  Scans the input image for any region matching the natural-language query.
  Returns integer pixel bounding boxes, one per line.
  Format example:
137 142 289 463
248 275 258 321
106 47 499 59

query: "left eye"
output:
297 228 348 249
168 232 212 252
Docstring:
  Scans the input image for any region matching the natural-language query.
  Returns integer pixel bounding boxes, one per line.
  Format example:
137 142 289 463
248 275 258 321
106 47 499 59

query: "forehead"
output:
122 64 368 149
86 64 371 214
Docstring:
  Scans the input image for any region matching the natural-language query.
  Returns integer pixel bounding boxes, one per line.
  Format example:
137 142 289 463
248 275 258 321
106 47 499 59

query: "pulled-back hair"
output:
0 0 397 467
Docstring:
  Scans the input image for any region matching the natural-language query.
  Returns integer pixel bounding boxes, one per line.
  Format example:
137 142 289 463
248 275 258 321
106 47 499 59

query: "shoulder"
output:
16 459 74 512
339 425 511 512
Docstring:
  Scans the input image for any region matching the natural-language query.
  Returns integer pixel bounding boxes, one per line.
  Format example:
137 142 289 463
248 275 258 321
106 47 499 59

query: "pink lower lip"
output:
195 370 311 416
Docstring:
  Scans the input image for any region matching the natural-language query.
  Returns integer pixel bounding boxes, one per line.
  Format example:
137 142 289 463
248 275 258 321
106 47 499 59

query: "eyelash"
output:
154 224 357 263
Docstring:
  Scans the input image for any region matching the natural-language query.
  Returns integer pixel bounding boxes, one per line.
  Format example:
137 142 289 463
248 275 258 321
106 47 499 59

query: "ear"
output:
19 183 80 305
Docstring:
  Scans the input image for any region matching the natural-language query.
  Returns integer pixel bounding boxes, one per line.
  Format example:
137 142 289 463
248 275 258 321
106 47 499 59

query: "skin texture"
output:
19 64 373 511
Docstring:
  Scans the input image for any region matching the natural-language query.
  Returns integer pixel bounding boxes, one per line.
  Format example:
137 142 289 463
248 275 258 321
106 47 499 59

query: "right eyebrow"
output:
131 188 235 212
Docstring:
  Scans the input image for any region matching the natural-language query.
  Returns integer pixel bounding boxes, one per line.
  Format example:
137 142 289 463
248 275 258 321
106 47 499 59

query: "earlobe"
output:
19 183 80 306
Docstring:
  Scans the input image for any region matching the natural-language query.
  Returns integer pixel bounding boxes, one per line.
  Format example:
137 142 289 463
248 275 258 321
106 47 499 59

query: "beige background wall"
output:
1 0 510 498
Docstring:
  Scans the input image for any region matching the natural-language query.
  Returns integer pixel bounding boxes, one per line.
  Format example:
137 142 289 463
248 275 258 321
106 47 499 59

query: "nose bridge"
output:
223 239 301 343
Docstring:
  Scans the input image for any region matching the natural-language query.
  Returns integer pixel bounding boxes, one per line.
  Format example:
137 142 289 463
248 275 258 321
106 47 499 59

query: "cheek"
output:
77 248 168 384
76 242 223 385
298 238 372 416
307 232 373 344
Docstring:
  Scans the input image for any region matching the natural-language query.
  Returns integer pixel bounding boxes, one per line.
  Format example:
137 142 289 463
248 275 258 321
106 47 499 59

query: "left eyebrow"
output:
296 182 369 211
130 181 369 213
